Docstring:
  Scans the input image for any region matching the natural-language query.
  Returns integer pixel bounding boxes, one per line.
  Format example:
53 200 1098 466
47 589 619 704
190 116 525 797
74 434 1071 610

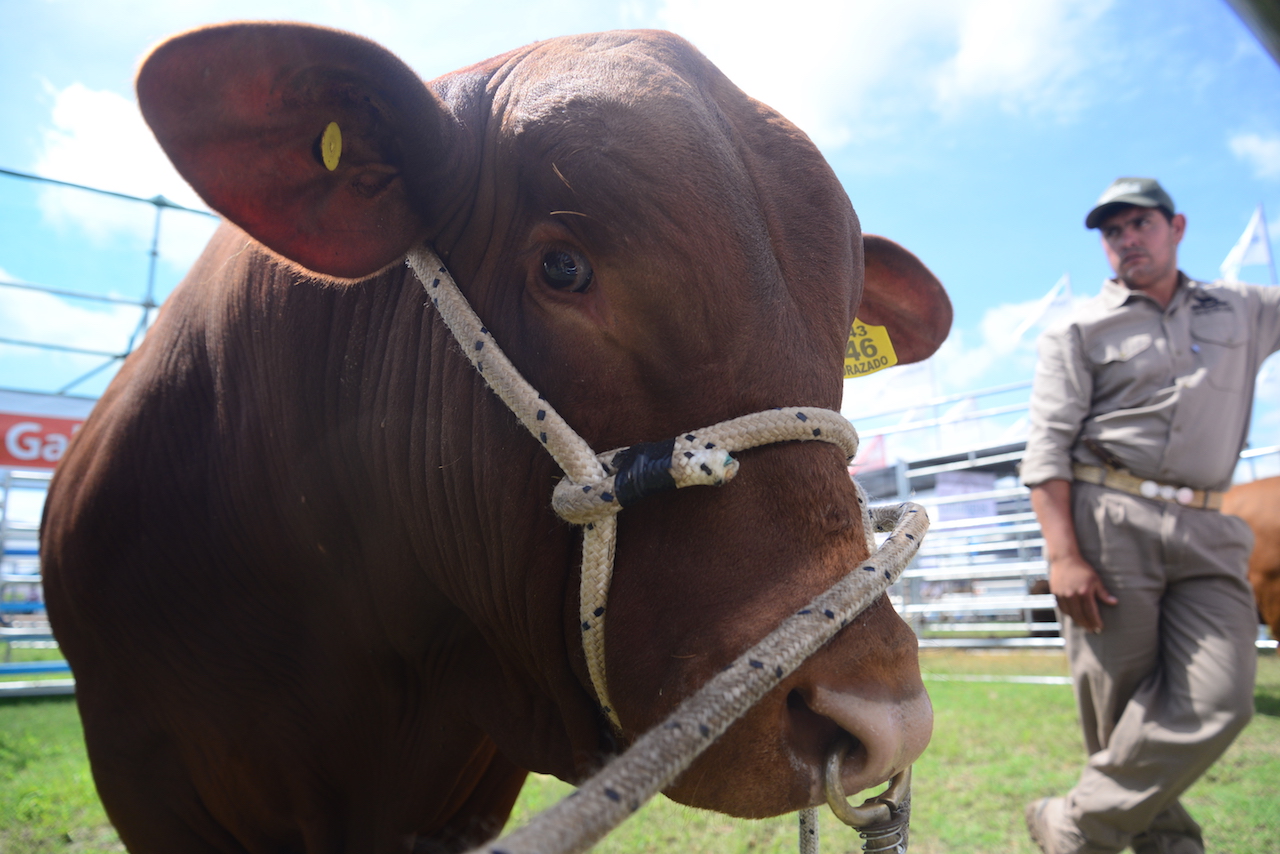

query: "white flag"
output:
1220 204 1274 282
1013 273 1073 342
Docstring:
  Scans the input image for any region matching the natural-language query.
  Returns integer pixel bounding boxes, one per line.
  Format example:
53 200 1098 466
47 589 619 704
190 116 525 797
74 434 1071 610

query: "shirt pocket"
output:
1088 332 1153 365
1190 311 1248 391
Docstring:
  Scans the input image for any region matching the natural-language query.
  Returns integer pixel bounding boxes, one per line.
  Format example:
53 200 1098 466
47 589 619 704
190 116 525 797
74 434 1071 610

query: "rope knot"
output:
551 438 740 526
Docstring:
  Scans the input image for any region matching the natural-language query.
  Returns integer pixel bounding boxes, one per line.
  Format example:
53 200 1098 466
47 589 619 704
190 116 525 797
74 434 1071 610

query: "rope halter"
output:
406 247 861 729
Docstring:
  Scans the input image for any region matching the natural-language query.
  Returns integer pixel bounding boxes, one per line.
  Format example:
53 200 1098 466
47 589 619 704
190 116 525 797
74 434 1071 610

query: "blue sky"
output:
2 0 1279 468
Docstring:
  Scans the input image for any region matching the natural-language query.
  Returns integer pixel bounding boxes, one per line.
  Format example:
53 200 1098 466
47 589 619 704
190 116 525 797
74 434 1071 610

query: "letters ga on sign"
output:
1 413 83 469
844 318 898 379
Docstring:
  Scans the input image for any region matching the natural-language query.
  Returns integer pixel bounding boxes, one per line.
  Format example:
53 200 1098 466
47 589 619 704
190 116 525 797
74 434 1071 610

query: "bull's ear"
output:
137 23 458 280
856 235 952 364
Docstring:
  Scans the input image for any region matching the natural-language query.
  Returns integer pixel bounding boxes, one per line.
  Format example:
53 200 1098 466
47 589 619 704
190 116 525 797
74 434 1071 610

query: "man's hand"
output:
1048 553 1117 633
1029 479 1118 634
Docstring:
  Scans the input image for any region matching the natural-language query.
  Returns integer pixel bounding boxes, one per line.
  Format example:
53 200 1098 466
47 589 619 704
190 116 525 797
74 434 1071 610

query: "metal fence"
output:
864 440 1280 652
0 166 217 395
0 467 71 694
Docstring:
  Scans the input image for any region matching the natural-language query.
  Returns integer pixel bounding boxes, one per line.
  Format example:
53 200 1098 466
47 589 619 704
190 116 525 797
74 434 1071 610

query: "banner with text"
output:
1 412 83 469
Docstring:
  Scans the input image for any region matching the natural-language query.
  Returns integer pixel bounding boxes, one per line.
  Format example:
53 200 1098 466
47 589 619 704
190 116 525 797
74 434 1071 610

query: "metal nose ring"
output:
823 734 913 852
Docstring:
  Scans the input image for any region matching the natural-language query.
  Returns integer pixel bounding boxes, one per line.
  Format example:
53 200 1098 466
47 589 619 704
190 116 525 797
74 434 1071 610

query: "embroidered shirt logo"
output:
1191 292 1232 315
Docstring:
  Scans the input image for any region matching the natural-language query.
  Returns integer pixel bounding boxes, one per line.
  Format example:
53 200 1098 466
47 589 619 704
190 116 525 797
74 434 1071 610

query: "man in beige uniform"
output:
1021 177 1280 854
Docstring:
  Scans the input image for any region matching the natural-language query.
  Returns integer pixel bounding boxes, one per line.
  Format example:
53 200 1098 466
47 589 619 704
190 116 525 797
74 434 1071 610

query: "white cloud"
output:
35 83 203 207
930 285 1086 392
20 1 1119 291
654 0 1114 150
934 0 1112 118
0 276 140 395
32 82 219 272
654 0 955 148
1250 352 1280 455
0 263 127 366
841 282 1087 461
0 281 141 355
1229 132 1280 180
24 1 1118 217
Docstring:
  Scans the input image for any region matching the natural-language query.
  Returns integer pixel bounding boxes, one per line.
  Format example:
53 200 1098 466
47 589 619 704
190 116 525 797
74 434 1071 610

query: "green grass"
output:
504 651 1280 854
1 651 1276 854
0 696 120 853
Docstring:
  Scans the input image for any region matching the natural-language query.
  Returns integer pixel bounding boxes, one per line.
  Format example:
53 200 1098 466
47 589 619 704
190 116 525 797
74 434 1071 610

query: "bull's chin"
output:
656 686 933 818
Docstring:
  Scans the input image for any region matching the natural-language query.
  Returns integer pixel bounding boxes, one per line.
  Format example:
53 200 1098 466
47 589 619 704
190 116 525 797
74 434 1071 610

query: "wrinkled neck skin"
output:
127 222 602 782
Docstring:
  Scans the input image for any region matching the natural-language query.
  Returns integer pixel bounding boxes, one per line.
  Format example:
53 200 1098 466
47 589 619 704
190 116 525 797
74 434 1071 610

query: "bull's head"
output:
137 23 951 818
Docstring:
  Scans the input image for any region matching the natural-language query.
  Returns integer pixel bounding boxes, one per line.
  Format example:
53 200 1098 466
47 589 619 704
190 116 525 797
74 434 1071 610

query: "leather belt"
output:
1072 463 1223 511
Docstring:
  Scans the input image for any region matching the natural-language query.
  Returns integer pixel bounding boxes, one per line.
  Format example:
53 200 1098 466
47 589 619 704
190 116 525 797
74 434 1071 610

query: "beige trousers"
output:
1058 482 1257 854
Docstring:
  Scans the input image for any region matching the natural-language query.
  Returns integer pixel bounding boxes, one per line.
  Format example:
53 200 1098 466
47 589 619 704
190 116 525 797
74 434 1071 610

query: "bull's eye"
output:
541 250 593 293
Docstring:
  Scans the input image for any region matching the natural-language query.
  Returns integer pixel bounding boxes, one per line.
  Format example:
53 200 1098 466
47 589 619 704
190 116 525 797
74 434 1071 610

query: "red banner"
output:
0 413 84 470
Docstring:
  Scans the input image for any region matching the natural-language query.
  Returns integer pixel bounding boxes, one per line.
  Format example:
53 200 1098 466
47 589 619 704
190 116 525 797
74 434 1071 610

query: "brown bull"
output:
41 24 952 854
1223 474 1280 639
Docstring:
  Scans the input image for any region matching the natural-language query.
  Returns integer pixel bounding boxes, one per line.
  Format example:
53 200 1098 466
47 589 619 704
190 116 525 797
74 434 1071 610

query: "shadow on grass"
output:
0 695 76 709
1255 689 1280 718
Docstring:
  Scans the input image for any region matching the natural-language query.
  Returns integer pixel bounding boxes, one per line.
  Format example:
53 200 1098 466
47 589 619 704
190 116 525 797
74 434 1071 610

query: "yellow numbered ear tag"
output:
843 318 898 379
321 122 342 171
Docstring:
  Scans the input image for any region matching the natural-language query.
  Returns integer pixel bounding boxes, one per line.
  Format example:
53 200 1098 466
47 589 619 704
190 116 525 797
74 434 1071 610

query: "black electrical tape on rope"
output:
612 439 677 507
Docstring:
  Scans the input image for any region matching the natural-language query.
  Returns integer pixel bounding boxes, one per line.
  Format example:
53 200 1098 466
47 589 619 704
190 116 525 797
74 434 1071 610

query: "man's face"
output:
1099 206 1186 292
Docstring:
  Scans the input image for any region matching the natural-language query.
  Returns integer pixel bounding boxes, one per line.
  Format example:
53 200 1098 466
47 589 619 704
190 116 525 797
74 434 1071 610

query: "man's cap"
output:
1085 177 1176 229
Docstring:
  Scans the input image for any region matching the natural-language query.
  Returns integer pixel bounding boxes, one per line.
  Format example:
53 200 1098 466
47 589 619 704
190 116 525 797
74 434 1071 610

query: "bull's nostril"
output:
786 689 837 744
785 689 859 782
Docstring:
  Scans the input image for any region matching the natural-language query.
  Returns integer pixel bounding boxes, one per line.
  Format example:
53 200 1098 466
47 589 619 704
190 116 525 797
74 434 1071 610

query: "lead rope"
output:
407 248 927 854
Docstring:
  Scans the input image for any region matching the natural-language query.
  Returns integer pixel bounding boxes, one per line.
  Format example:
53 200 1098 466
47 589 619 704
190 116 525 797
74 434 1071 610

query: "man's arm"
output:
1248 281 1280 358
1029 479 1116 633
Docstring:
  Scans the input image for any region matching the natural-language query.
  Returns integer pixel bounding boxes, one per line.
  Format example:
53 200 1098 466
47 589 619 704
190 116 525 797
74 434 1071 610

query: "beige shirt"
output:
1021 274 1280 492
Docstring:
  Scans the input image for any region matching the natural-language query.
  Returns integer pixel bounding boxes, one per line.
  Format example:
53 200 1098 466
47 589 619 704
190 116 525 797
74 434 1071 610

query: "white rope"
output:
406 247 928 854
799 807 821 854
466 501 926 854
409 251 606 485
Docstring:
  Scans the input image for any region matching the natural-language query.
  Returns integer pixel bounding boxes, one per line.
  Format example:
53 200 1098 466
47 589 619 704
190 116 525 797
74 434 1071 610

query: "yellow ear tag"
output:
843 318 898 379
321 122 342 171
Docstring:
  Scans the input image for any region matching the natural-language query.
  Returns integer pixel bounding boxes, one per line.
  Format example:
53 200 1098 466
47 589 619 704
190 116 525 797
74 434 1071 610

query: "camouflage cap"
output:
1085 177 1176 229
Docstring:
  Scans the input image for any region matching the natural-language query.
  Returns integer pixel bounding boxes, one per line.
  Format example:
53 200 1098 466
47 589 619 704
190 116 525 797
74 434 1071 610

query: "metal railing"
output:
0 167 218 395
847 375 1280 484
873 441 1280 650
0 468 57 682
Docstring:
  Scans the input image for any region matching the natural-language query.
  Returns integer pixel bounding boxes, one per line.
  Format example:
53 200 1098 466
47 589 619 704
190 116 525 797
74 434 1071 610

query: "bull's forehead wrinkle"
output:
485 34 712 138
499 71 710 152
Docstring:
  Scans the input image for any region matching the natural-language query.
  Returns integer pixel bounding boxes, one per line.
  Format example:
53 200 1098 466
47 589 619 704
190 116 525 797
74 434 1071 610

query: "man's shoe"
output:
1025 797 1070 854
1024 797 1104 854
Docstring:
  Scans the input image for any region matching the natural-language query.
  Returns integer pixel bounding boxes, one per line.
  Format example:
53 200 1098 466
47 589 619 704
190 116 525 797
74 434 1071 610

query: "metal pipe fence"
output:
872 442 1280 651
0 167 218 395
